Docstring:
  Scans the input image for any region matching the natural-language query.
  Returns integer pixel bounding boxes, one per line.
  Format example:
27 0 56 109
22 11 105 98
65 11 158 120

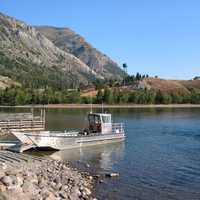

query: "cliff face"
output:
0 13 124 89
0 13 110 88
36 26 124 80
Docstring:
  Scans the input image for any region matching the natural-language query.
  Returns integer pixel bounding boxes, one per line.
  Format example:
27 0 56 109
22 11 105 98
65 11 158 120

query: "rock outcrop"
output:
36 26 124 80
0 75 20 89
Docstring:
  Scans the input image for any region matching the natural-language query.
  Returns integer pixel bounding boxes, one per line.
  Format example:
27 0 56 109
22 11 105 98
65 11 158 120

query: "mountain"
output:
0 13 123 89
36 26 124 80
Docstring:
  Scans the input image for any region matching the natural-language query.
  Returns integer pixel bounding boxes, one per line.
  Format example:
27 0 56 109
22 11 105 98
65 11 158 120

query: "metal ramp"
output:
8 143 37 153
0 150 47 168
0 140 37 153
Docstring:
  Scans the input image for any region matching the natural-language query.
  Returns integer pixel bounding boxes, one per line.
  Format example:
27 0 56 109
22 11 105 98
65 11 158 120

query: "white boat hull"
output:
25 132 125 150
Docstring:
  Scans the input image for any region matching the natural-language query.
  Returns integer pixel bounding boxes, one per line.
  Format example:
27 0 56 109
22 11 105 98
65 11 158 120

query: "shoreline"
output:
1 104 200 109
0 151 95 200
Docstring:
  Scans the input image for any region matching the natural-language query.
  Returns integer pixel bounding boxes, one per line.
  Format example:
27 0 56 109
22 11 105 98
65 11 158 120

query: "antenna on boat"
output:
90 95 93 114
101 101 104 113
90 102 93 113
31 106 34 130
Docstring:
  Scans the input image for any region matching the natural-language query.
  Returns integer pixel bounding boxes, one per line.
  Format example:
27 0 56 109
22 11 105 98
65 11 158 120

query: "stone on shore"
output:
1 176 13 186
105 172 119 177
0 156 94 200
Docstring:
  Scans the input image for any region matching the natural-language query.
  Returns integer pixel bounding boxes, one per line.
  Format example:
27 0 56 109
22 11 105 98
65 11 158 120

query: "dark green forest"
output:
0 86 200 106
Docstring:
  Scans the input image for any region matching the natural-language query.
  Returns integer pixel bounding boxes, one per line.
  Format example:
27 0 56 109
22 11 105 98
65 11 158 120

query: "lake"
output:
1 107 200 200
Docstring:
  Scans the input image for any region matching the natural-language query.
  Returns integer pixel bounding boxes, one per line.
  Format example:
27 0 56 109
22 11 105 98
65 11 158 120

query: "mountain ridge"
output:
0 12 124 89
36 26 124 80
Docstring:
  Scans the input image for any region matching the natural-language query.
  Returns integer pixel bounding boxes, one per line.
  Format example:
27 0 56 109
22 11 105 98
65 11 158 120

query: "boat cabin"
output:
88 113 112 134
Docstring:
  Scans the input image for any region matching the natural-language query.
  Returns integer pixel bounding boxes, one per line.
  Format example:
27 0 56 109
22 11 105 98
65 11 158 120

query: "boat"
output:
11 113 125 150
11 130 33 144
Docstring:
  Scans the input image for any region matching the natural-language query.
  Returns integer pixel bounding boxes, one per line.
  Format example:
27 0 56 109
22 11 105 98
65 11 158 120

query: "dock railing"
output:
0 110 45 132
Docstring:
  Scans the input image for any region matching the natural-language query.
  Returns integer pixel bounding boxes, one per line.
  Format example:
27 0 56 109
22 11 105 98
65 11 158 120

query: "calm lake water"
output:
1 107 200 200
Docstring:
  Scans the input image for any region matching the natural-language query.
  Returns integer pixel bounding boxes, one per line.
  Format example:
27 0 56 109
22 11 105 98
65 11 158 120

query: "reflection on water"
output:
50 142 125 174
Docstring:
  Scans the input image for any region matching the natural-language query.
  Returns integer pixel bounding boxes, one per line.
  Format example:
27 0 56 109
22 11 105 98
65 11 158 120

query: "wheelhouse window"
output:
88 114 101 124
101 115 111 123
88 115 95 124
95 115 101 124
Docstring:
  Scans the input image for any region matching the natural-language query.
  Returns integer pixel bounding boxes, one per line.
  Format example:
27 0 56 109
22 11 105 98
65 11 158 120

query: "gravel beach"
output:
0 156 95 200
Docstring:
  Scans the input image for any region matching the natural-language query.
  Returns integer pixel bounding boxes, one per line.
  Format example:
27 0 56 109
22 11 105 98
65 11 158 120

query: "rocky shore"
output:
0 157 95 200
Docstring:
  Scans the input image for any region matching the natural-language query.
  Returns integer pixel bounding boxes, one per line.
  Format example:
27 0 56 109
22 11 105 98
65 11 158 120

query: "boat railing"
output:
112 123 125 134
102 123 124 134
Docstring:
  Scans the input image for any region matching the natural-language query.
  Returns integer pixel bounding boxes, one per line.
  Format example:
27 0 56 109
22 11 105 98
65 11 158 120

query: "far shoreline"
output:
1 104 200 109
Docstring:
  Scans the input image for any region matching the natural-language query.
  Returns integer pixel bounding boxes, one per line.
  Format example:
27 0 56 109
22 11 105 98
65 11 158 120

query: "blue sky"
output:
0 0 200 79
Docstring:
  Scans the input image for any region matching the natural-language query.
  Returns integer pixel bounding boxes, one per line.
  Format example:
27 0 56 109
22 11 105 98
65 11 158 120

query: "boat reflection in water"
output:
50 141 125 174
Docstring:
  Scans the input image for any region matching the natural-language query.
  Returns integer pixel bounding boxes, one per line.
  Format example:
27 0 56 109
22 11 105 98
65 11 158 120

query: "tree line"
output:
1 86 200 106
95 87 200 104
0 87 83 106
93 72 148 89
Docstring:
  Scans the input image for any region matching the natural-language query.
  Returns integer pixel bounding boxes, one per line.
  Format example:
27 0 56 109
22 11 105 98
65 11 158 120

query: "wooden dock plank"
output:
0 152 24 163
1 151 29 161
2 151 32 161
0 155 15 163
0 157 6 163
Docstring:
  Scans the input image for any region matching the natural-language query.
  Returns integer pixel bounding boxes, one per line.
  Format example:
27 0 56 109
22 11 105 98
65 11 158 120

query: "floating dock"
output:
0 110 45 134
0 110 45 152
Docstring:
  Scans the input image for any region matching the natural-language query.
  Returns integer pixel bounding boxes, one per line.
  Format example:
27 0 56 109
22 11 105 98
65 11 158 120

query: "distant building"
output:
137 81 146 89
136 80 151 90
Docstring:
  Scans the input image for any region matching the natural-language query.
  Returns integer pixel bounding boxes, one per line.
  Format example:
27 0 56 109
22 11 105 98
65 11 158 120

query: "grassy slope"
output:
145 78 200 94
178 80 200 90
81 78 200 97
144 78 190 95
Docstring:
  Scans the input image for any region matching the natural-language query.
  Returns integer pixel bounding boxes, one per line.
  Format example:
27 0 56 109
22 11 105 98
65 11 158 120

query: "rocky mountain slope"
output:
0 13 123 89
0 75 20 89
36 26 124 80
